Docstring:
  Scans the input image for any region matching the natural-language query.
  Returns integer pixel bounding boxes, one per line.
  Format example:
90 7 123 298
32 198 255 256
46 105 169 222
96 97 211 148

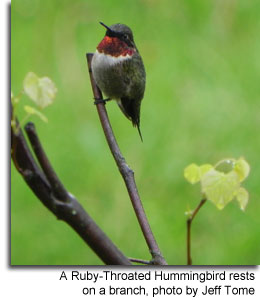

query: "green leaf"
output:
184 157 250 211
201 169 240 210
184 163 213 184
23 72 57 108
24 105 48 123
184 164 200 184
23 72 38 100
234 158 250 182
200 164 213 176
236 187 249 211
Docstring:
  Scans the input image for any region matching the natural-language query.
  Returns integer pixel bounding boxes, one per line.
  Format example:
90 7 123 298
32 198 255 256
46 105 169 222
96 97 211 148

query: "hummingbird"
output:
91 22 146 141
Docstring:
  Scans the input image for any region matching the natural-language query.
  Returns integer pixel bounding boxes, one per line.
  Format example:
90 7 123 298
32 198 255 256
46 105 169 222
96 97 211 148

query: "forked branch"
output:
11 119 131 265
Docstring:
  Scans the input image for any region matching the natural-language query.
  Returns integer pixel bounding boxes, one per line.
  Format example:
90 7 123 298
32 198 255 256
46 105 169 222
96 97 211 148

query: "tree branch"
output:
25 122 68 201
187 198 207 265
86 53 167 265
128 257 151 265
11 120 131 265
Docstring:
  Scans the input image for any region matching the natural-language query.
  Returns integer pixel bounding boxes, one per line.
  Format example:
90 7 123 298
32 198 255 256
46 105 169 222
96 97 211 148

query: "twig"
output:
25 122 68 201
11 119 131 265
187 198 207 265
86 53 167 265
128 257 151 265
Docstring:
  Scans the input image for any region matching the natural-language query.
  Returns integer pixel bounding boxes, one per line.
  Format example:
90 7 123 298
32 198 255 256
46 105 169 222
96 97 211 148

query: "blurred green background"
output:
11 0 260 265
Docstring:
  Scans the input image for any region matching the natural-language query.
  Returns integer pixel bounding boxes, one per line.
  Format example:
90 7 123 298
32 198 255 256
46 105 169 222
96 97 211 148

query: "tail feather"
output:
117 97 143 141
136 124 143 142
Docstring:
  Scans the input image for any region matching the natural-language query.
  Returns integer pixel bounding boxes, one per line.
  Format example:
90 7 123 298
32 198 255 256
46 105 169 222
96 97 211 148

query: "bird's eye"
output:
123 34 128 40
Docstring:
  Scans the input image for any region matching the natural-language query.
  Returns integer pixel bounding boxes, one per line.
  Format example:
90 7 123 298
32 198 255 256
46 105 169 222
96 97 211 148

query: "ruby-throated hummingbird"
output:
91 22 146 141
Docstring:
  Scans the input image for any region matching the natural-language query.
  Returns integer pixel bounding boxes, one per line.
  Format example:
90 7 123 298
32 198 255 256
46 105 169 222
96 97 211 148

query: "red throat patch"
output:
97 36 135 57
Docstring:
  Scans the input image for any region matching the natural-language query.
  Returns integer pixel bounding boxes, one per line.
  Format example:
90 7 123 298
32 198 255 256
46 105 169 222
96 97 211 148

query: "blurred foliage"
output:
184 158 250 210
11 0 260 265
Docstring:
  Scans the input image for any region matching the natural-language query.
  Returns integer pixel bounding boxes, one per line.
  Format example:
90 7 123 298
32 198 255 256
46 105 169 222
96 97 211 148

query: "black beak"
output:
99 22 114 34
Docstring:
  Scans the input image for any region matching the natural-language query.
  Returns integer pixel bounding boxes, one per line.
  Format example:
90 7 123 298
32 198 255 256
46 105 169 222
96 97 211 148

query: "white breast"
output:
92 50 132 68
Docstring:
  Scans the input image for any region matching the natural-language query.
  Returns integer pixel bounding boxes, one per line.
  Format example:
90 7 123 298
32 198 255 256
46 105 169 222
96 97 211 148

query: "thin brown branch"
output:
86 53 167 265
129 257 151 265
25 122 68 201
11 120 131 265
187 198 207 265
11 124 53 206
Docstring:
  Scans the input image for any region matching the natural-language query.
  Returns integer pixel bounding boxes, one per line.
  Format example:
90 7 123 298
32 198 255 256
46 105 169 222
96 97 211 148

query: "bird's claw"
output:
93 98 111 105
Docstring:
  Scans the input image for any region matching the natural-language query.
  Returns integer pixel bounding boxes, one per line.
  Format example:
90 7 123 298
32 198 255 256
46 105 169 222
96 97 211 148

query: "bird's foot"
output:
93 98 111 105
